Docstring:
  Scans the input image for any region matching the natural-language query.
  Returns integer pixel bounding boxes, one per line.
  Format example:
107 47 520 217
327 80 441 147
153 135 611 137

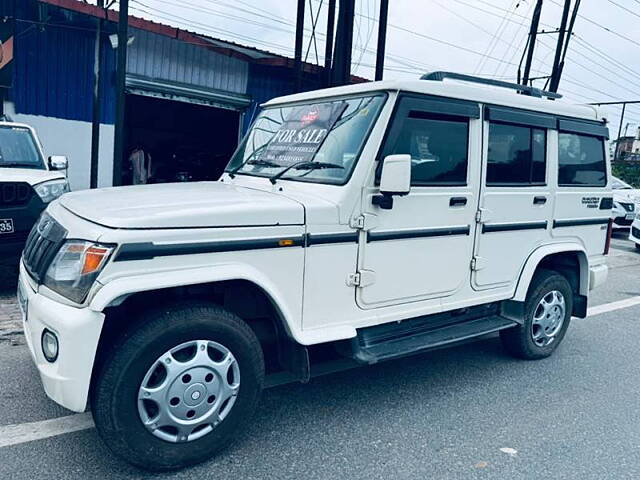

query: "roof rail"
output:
421 71 562 100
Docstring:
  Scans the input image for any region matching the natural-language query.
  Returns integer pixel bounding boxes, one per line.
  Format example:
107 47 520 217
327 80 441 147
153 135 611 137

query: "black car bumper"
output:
0 184 46 260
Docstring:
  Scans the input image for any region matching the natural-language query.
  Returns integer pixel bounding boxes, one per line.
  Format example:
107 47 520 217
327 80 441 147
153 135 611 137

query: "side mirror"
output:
373 154 411 210
49 155 68 171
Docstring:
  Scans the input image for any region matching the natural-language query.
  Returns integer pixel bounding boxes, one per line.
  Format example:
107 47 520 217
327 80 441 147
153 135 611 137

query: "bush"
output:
612 162 640 187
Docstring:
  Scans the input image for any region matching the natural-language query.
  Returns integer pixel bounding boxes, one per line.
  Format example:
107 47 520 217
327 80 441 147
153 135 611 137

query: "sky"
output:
101 0 640 140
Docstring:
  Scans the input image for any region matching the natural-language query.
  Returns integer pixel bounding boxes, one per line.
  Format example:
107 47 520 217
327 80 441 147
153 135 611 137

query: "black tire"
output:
635 243 640 251
91 303 264 471
500 270 573 360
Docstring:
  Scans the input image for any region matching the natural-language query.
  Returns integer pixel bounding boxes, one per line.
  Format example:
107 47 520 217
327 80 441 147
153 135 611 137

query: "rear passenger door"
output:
473 106 554 290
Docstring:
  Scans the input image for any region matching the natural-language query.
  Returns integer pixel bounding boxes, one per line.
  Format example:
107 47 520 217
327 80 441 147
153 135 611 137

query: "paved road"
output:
0 236 639 479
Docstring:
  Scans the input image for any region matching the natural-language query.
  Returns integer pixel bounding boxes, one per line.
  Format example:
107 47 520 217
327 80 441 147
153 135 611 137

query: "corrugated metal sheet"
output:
127 28 248 96
243 64 323 133
12 10 117 124
243 64 293 133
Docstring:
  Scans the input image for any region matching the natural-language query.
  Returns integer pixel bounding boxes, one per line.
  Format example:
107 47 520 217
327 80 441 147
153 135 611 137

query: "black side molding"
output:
367 226 470 243
482 221 548 233
553 218 610 228
114 236 306 262
305 232 359 246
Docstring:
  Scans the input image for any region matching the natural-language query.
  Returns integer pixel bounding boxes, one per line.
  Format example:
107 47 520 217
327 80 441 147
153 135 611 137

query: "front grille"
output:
0 182 33 207
620 202 635 212
22 213 67 282
633 226 640 238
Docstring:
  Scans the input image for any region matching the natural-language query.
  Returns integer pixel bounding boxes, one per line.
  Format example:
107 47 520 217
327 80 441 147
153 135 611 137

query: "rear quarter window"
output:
558 133 606 187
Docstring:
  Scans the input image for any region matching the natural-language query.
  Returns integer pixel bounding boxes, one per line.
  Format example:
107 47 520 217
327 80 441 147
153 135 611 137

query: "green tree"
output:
612 163 640 187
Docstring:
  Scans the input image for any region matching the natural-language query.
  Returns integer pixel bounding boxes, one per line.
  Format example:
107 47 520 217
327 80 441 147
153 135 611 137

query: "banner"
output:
260 101 348 166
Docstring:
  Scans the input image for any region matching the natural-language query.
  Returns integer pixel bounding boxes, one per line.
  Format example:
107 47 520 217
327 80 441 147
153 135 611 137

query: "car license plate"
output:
626 213 635 220
0 218 14 234
17 282 28 322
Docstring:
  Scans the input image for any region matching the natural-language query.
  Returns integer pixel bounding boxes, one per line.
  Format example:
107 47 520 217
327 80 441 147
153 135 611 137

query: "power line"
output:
474 0 518 74
546 0 640 48
604 0 640 19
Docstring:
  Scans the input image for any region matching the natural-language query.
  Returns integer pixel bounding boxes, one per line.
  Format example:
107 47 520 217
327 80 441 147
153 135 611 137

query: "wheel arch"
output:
511 244 589 317
89 266 309 390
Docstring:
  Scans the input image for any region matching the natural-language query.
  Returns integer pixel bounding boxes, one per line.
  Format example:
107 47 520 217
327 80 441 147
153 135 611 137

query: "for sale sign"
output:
260 101 348 166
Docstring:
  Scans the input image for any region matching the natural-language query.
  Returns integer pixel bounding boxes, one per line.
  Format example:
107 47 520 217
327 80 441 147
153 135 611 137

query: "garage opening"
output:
123 94 241 185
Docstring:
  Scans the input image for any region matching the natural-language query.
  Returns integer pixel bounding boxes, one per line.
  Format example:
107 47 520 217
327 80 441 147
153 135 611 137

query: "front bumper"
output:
19 262 105 412
630 225 640 245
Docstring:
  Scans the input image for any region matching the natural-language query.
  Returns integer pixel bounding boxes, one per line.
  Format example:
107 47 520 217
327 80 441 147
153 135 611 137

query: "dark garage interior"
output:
123 94 241 185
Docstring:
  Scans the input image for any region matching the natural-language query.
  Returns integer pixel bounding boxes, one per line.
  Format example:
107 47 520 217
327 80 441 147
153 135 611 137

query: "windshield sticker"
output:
260 101 348 166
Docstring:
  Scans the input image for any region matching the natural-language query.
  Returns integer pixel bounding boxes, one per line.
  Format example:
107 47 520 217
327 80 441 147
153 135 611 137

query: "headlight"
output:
43 240 113 303
34 179 70 203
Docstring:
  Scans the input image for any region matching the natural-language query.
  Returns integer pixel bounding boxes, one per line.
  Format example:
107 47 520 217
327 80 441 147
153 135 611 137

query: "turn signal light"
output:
82 246 112 274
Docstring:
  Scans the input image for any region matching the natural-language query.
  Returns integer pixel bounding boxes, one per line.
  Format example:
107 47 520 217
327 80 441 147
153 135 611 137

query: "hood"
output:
0 167 65 186
613 189 640 205
59 182 305 229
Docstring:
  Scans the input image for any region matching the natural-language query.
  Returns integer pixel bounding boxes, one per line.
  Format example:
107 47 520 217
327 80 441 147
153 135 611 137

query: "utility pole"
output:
589 100 640 161
550 0 580 93
374 0 389 81
324 0 336 87
520 0 543 86
293 0 305 92
112 0 129 187
90 0 105 189
549 0 571 93
331 0 355 86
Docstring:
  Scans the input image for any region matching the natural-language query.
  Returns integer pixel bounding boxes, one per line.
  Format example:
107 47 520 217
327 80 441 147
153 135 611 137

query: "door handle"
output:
449 197 467 207
533 196 547 205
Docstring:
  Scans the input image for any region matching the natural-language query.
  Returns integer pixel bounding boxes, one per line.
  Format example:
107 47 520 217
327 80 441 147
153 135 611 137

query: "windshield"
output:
0 126 45 169
226 94 386 184
612 176 632 190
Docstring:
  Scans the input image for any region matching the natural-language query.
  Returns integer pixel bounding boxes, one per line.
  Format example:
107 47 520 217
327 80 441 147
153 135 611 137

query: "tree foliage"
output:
612 163 640 188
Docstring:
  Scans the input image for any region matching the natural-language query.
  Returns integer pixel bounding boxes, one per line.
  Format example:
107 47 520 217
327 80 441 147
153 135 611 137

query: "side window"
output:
486 123 546 186
558 133 606 186
379 111 469 186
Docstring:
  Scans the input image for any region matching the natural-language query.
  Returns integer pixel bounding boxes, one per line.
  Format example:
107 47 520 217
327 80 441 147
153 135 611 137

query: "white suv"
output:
0 122 69 264
18 73 612 470
611 176 639 229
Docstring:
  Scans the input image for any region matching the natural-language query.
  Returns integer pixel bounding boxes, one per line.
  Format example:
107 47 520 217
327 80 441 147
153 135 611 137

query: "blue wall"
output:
12 5 117 124
244 63 325 134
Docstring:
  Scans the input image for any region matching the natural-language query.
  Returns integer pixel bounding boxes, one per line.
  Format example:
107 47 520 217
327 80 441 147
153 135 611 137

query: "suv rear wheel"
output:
91 303 264 471
500 270 573 360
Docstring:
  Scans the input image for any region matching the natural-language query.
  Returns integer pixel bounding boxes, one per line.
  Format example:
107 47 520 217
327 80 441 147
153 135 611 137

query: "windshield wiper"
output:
244 159 282 168
227 145 271 178
269 161 344 184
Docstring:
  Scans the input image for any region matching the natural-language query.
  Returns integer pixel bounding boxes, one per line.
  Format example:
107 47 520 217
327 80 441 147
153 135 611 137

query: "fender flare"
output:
512 242 589 302
90 262 305 343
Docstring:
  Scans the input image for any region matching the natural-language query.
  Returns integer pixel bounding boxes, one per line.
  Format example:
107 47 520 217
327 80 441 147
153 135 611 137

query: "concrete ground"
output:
0 233 639 479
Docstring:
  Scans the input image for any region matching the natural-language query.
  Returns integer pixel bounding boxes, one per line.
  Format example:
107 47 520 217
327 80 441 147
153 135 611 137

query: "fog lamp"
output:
41 329 59 363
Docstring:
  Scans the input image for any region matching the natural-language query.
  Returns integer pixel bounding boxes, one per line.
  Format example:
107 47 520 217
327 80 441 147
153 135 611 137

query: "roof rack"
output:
421 71 562 100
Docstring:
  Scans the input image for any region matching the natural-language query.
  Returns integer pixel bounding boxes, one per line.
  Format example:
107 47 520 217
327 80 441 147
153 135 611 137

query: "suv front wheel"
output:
91 303 264 471
500 270 573 360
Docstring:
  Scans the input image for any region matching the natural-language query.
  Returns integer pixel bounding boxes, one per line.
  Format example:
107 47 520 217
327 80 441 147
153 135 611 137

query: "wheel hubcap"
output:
532 290 566 347
137 340 240 443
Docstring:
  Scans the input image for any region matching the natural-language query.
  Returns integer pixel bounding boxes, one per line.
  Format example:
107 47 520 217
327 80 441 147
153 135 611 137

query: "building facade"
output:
2 0 337 190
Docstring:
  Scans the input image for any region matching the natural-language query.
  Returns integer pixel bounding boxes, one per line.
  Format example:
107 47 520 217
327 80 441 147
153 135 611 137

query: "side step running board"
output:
352 315 518 364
